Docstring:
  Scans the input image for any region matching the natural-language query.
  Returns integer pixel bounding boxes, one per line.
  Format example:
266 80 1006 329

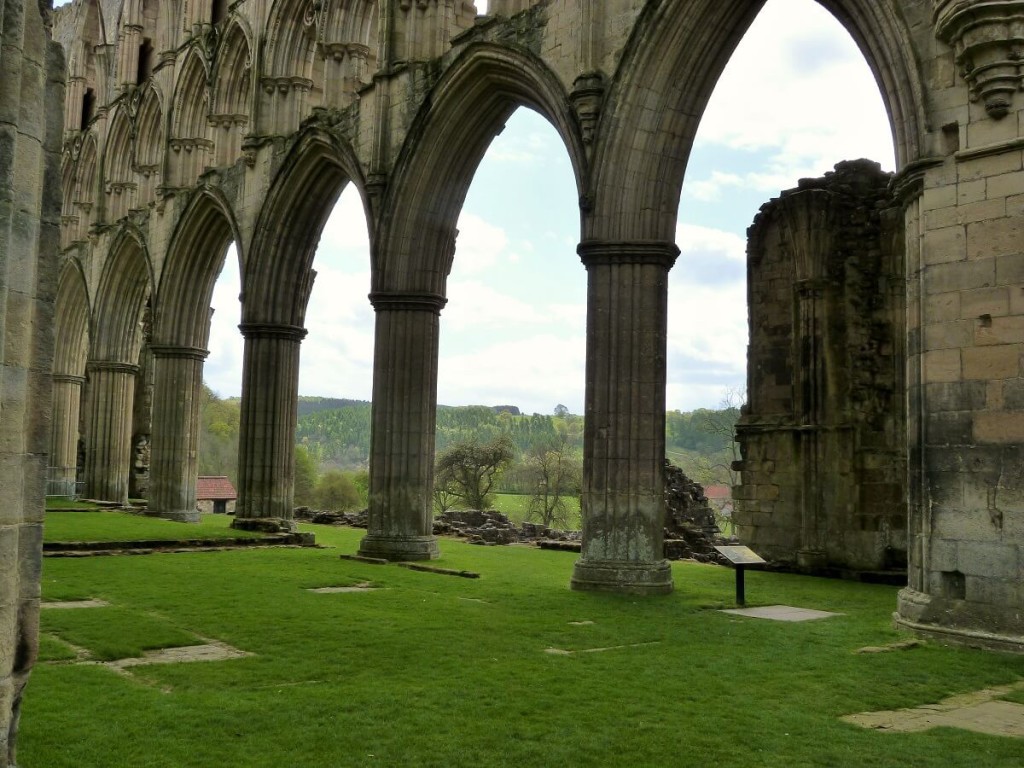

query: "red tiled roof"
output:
196 476 237 500
704 485 732 500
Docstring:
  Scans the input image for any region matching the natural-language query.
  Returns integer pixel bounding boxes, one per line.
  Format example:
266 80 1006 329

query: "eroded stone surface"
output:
104 641 250 670
843 681 1024 738
720 605 843 622
41 599 110 610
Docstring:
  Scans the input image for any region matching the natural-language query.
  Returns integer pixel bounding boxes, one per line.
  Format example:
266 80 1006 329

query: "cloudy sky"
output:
206 0 897 414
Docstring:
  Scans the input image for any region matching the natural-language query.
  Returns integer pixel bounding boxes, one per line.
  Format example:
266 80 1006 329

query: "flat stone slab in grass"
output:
720 605 843 622
307 583 379 593
844 681 1024 738
545 641 660 656
42 599 110 609
106 641 250 670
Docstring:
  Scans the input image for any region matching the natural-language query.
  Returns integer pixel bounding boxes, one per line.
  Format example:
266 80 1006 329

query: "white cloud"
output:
438 333 586 414
676 223 746 263
452 213 510 274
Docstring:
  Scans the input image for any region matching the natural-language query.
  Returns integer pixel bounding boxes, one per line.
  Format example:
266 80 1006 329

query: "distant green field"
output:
487 493 581 530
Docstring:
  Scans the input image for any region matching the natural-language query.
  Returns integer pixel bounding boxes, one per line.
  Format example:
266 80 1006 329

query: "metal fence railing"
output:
46 467 84 499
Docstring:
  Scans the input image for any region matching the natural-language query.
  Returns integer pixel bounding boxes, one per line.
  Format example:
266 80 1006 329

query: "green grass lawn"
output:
20 523 1024 767
43 511 266 543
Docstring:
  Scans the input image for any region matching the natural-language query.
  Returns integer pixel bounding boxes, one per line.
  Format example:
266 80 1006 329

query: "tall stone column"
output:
83 361 138 504
147 346 208 522
571 241 678 595
234 323 305 529
358 293 444 561
50 374 85 495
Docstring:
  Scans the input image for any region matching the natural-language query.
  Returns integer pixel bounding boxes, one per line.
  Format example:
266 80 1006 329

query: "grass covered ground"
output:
43 511 266 543
21 523 1024 767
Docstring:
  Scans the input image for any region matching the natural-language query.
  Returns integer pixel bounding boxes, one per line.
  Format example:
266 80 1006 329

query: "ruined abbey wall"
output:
3 4 1024 754
736 160 908 576
0 1 64 763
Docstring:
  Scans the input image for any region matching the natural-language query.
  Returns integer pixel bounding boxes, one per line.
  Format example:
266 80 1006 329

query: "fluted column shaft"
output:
83 361 138 504
358 293 445 561
147 346 208 522
50 374 85 494
234 323 305 528
571 241 678 595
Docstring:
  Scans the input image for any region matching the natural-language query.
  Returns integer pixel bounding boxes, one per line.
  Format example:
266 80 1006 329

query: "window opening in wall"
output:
81 88 96 130
212 0 228 25
137 38 154 84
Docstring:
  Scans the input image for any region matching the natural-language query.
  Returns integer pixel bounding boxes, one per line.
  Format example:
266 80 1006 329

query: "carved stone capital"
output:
577 240 680 270
934 0 1024 119
86 361 141 376
149 344 210 360
369 292 447 314
238 322 308 341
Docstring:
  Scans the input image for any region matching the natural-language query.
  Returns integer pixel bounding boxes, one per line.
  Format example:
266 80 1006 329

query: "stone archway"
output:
147 189 241 521
358 42 589 562
233 129 371 529
84 228 154 504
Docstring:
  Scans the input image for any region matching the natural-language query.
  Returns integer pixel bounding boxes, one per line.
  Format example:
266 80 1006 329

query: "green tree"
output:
293 444 319 507
524 431 582 528
314 470 361 511
434 436 515 511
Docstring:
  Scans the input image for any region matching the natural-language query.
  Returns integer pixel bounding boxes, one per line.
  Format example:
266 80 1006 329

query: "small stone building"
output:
734 160 907 576
196 477 238 515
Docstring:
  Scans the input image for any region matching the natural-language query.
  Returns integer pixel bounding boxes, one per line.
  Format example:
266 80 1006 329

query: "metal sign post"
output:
714 545 767 607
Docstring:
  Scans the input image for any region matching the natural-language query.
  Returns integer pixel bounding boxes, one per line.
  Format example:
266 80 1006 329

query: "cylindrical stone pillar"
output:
83 361 139 504
358 293 445 561
147 345 208 522
50 374 85 496
571 241 679 595
233 323 306 530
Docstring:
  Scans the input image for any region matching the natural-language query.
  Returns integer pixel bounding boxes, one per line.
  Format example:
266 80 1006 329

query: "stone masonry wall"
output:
0 1 64 764
735 160 907 576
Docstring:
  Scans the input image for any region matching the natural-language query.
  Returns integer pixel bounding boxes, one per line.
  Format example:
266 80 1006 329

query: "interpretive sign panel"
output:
714 546 767 567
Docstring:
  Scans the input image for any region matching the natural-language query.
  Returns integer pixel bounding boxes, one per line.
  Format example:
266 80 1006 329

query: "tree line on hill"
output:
198 387 741 518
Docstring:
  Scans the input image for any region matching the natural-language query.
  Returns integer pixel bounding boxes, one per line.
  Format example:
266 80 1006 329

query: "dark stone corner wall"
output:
0 1 64 765
734 160 908 577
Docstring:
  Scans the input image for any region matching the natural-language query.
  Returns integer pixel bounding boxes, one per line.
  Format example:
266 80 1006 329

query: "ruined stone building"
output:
736 160 909 578
4 0 1024 761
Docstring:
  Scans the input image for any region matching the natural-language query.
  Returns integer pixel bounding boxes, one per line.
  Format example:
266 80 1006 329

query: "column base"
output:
895 588 1024 654
571 558 674 595
796 549 828 572
358 534 440 561
145 509 201 523
231 517 297 534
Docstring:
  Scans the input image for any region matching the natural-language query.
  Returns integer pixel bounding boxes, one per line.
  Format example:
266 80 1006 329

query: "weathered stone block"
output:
962 345 1021 379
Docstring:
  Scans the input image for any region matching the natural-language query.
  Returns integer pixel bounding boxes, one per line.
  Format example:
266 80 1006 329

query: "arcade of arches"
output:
4 0 1024 759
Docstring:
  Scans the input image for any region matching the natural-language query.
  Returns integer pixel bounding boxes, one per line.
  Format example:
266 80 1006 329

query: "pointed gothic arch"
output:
588 0 928 242
91 226 153 364
135 84 165 205
243 128 369 326
379 42 588 296
103 106 135 221
210 18 253 165
170 49 213 186
74 134 98 240
262 0 323 132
